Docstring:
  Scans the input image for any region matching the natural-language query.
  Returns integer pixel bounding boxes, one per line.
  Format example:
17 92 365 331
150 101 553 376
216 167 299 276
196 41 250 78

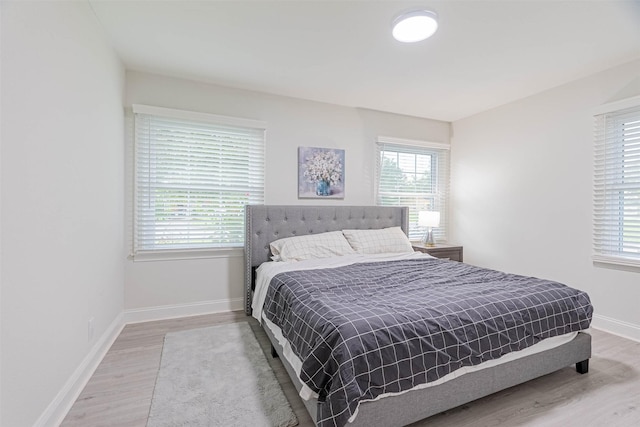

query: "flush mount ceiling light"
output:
392 10 438 43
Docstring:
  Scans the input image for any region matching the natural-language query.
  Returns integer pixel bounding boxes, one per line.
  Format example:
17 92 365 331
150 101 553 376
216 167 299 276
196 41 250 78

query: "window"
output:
133 105 265 257
376 137 450 241
593 97 640 267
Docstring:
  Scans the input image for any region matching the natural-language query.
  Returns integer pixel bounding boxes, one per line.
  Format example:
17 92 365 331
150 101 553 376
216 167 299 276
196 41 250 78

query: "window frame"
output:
375 136 450 242
131 105 266 261
593 95 640 268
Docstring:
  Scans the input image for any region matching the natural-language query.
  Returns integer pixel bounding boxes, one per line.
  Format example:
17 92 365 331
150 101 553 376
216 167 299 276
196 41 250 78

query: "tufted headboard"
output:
244 205 409 314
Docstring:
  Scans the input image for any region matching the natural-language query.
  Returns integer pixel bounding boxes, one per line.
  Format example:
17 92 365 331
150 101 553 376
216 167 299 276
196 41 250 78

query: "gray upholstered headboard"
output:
244 205 409 314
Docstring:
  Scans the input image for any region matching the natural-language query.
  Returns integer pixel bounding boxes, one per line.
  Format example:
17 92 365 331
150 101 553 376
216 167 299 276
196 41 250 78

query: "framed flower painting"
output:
298 147 345 199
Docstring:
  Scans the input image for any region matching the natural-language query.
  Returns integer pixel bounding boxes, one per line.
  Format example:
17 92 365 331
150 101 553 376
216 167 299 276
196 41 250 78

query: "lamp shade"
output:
418 211 440 227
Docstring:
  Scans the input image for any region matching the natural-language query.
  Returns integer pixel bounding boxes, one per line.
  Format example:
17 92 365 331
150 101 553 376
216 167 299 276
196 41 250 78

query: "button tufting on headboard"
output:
243 205 409 315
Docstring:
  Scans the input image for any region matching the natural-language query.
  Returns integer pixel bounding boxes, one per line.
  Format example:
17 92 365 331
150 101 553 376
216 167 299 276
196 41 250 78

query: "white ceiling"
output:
89 0 640 122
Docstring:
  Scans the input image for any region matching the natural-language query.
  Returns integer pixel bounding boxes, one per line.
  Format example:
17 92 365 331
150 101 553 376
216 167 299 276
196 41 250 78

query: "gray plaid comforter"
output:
262 258 593 427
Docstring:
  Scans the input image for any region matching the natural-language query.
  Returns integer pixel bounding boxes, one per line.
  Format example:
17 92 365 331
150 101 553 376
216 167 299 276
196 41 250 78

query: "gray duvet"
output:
262 257 593 427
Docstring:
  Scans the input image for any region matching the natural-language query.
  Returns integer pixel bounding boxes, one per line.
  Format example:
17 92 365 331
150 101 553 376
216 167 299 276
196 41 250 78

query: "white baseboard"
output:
34 313 125 427
591 313 640 343
124 307 640 356
35 302 640 427
37 298 244 426
123 297 245 324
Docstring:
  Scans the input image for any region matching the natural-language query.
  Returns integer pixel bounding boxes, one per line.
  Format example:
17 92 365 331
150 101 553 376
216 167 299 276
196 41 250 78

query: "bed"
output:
244 205 592 427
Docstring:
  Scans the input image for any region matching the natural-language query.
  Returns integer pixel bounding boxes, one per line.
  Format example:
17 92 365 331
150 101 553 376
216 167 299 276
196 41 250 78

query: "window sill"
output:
130 247 243 262
592 254 640 272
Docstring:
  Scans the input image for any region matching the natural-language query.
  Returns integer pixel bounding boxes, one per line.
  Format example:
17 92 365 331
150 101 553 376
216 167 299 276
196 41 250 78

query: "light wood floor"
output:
62 312 640 427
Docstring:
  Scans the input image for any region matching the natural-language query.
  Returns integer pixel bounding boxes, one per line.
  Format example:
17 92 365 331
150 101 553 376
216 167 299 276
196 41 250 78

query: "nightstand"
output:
412 243 463 262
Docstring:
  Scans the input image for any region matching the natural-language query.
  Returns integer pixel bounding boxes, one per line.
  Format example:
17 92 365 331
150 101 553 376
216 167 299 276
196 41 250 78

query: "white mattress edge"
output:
262 315 587 406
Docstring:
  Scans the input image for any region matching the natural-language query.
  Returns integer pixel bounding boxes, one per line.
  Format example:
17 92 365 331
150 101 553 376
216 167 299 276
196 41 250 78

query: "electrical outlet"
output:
88 317 95 342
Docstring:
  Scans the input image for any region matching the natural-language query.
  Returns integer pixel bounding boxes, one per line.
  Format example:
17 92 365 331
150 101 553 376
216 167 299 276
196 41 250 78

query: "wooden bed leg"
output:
576 359 589 374
271 344 279 358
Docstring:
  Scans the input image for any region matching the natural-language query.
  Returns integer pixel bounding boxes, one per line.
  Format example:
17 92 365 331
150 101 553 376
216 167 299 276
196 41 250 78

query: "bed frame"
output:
244 205 591 426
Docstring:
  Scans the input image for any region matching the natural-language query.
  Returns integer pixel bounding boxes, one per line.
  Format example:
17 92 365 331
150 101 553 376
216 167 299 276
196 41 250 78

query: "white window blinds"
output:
593 99 640 266
376 137 450 241
133 105 265 255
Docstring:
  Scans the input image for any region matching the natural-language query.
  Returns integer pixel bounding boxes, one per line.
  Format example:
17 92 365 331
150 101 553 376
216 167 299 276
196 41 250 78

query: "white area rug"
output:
147 322 299 427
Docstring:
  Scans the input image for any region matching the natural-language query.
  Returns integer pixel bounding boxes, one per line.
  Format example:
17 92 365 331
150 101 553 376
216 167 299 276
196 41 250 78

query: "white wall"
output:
124 71 450 313
1 2 125 426
451 59 640 339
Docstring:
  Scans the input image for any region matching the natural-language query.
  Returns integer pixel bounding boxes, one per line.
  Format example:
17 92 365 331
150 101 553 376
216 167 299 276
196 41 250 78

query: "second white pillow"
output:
270 230 355 262
342 226 413 254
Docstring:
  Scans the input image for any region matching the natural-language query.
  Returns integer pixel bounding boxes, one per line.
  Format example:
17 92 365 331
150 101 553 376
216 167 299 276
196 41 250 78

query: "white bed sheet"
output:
252 253 587 410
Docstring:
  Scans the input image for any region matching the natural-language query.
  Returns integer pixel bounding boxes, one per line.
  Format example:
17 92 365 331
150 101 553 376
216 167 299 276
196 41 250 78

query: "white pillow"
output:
270 231 355 262
342 227 413 254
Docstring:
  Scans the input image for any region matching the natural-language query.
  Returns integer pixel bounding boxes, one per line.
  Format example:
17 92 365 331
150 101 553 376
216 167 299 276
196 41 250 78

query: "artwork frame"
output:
298 146 345 199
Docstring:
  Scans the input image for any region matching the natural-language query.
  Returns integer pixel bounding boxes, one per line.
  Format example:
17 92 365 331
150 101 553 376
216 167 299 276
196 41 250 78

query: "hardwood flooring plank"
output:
62 314 640 427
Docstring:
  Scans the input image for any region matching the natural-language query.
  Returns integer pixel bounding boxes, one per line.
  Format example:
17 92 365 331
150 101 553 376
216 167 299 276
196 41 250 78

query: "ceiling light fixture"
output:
392 10 438 43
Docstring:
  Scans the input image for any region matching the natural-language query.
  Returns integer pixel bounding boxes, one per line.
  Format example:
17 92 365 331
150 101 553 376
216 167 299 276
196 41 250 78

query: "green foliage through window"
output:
134 106 265 254
377 140 449 241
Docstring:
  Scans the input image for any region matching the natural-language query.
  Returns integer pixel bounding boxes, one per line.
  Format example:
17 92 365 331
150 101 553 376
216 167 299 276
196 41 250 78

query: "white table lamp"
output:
418 211 440 246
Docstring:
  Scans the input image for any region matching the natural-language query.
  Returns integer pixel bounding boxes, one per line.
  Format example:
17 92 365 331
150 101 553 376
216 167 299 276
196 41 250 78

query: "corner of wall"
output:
32 314 125 427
